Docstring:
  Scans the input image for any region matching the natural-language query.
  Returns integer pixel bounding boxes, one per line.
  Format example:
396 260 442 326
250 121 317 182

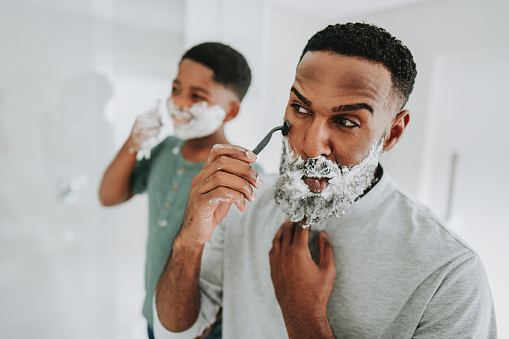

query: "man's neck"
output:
358 164 383 200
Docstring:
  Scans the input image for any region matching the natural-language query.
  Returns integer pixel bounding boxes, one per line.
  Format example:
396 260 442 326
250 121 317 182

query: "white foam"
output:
167 98 226 140
209 197 232 205
274 136 384 226
131 101 162 158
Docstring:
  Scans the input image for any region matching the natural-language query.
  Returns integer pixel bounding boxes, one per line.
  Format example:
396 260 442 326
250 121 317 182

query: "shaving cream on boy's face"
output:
274 136 384 227
167 98 226 140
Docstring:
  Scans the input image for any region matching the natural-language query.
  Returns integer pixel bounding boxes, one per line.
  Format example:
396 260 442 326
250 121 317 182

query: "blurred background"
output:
0 0 507 337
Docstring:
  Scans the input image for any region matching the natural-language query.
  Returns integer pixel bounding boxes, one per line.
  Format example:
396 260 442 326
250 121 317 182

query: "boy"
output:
98 42 254 338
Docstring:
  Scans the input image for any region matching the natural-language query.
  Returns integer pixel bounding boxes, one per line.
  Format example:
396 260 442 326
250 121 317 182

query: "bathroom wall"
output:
0 0 184 337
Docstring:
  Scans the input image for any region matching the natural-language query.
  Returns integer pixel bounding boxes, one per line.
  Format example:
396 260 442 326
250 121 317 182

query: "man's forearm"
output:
283 309 336 339
155 235 205 332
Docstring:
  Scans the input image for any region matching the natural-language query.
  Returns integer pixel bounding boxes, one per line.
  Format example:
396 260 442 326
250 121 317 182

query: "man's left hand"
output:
269 221 337 338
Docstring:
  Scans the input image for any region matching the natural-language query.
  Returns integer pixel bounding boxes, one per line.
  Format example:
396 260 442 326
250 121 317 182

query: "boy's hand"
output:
176 144 262 248
128 102 162 156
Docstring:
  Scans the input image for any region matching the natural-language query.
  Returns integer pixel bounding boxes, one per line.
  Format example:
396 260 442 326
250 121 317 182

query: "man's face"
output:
275 51 405 225
167 58 238 139
284 51 399 169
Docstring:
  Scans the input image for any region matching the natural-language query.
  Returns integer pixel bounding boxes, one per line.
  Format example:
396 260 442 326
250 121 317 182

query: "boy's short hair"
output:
301 22 417 109
181 42 252 101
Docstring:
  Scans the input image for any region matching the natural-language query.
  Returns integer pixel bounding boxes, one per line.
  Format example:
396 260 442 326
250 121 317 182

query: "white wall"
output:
344 0 509 198
258 4 327 173
0 0 184 337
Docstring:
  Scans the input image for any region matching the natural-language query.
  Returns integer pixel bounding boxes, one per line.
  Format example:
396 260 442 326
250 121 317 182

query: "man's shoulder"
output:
339 171 477 272
389 178 474 252
375 174 477 270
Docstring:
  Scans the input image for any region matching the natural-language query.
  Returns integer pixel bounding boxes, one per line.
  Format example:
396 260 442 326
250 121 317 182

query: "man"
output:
153 23 497 338
98 42 255 338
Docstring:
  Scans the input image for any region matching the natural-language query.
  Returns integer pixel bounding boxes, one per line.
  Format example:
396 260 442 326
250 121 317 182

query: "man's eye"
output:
334 117 358 128
172 87 180 94
291 104 310 114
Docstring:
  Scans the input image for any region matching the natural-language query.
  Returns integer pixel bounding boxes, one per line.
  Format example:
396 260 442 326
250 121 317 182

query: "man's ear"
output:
383 110 410 152
223 101 240 122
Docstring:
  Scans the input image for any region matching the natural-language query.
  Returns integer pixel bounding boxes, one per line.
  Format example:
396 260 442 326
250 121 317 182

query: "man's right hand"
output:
177 144 263 248
156 144 262 333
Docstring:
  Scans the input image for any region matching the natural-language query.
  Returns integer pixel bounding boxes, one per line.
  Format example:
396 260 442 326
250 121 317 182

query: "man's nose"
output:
301 119 332 159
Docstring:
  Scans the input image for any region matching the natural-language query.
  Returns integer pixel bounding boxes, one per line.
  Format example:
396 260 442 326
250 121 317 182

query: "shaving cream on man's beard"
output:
167 99 226 140
274 136 384 227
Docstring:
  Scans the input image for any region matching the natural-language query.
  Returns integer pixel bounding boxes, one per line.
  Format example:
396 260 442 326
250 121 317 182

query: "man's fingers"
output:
272 225 283 249
280 220 296 249
292 221 310 247
318 232 336 272
204 187 247 213
274 220 312 251
201 156 262 191
197 148 261 191
205 144 257 167
270 221 292 257
200 171 256 202
270 226 284 265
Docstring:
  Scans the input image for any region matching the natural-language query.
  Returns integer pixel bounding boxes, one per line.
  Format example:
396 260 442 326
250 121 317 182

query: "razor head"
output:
282 119 290 136
252 120 291 155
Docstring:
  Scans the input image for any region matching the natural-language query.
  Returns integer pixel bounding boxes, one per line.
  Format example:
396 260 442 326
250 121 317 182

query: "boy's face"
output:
167 58 240 139
169 58 238 113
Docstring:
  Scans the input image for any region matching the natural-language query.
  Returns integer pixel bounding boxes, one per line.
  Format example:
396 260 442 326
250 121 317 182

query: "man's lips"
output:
302 176 329 193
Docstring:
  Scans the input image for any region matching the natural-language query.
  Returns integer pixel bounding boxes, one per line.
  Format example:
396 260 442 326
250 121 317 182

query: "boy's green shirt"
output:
130 136 263 326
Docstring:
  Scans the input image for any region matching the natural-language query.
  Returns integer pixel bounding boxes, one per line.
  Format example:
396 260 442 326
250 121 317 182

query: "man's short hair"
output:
300 22 417 109
181 42 252 101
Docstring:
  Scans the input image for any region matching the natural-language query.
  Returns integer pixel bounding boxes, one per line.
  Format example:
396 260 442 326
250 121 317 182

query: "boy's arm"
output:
98 106 161 206
98 136 138 206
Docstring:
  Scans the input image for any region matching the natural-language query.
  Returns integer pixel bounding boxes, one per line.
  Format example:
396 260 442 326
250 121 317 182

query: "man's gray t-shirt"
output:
154 168 497 338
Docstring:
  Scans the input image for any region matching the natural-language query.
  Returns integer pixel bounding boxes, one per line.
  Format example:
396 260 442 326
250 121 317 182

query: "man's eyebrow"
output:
332 103 374 114
291 87 373 114
291 87 312 106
